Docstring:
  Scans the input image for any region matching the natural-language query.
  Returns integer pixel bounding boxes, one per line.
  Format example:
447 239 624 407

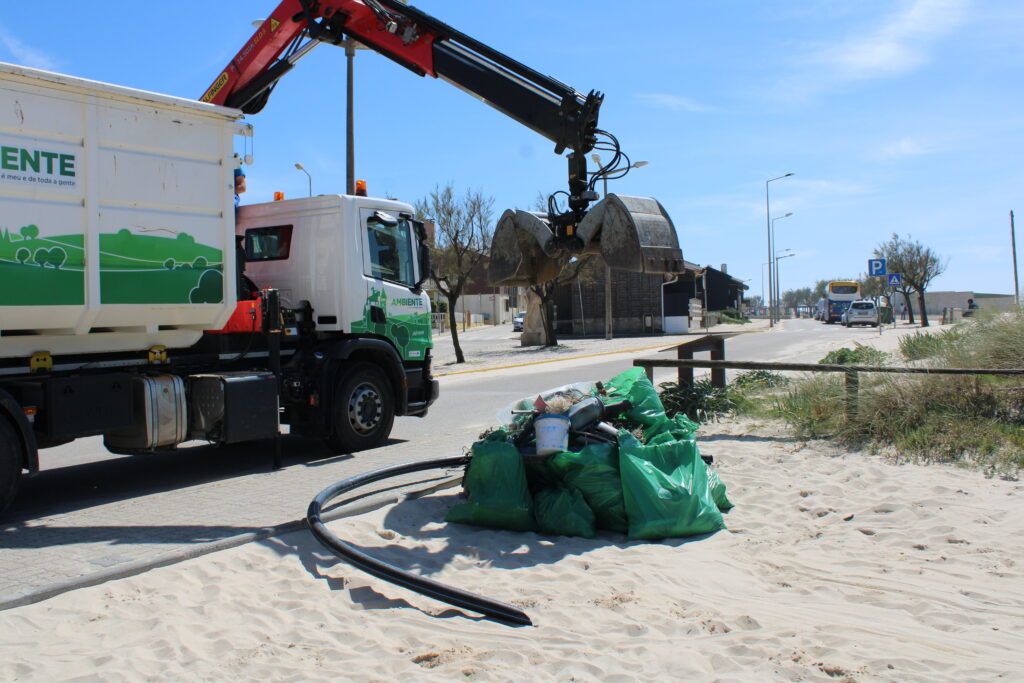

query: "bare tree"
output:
874 233 946 326
782 286 813 311
415 183 494 363
860 274 887 299
902 239 947 327
874 235 915 324
527 255 602 346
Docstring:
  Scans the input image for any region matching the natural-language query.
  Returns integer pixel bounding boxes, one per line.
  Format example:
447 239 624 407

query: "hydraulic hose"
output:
306 455 533 627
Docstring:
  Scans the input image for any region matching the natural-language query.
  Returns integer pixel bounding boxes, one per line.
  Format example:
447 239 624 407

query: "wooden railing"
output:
632 357 1024 418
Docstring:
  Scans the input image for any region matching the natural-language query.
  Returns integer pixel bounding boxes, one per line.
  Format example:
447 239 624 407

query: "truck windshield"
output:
366 215 416 286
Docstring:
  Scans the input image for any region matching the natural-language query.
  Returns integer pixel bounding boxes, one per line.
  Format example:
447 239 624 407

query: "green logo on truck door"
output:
0 225 222 305
351 288 432 361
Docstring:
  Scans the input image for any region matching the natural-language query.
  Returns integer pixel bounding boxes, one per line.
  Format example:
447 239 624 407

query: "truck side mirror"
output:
413 220 430 290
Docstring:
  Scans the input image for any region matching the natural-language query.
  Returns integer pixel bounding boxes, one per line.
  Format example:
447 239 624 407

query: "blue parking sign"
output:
887 273 902 287
868 259 887 277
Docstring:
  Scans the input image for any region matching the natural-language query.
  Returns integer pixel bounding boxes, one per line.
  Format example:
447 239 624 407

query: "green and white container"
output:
0 62 248 359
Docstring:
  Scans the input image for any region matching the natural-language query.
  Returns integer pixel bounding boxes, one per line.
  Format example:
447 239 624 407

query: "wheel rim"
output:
348 381 383 434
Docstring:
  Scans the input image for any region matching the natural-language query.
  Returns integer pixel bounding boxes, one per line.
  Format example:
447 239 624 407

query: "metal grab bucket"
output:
488 209 563 287
488 195 683 287
577 195 683 275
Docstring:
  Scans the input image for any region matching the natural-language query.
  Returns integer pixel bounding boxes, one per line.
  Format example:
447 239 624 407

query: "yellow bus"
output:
825 281 861 323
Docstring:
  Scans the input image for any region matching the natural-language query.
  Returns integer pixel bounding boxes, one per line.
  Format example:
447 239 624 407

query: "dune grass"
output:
770 310 1024 475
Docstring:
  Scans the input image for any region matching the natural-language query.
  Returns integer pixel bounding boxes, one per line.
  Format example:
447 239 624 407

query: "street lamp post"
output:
346 39 356 195
294 163 312 197
591 154 648 340
770 212 793 323
765 173 794 328
761 261 770 315
775 251 796 320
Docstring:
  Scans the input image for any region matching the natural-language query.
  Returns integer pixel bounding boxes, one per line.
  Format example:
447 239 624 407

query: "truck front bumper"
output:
406 378 439 417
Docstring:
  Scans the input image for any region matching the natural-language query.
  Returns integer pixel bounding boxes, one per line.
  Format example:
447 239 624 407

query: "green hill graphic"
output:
0 225 223 306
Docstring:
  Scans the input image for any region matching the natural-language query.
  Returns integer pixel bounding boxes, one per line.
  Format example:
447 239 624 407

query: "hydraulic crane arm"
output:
202 0 682 286
201 0 601 212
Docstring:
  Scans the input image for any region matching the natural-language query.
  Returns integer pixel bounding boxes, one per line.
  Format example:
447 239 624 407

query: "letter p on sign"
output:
868 258 887 277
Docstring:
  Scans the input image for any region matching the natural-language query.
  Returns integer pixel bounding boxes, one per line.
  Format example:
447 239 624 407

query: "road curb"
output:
435 342 673 377
0 474 462 613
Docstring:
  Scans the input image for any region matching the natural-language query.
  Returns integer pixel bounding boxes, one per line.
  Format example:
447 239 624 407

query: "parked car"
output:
842 300 879 327
513 311 525 332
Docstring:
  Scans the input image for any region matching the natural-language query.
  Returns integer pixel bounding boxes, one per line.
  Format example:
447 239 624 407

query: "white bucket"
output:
534 414 570 455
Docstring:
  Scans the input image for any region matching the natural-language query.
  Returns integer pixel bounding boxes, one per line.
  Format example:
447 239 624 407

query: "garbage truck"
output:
0 63 438 513
0 0 684 514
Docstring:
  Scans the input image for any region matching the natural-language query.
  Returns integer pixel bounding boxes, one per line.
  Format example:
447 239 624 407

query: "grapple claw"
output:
488 195 683 287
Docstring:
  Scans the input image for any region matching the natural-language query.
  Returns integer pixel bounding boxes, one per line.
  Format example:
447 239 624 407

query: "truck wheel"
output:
0 418 24 516
326 361 395 453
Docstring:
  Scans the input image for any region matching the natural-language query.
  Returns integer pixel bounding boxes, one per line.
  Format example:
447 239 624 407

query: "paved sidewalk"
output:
432 318 771 375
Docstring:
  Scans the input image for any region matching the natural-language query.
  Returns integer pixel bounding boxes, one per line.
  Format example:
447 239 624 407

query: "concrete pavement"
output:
0 318 768 610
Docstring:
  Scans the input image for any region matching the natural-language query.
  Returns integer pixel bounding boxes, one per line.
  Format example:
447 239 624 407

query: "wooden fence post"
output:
845 370 859 420
710 338 726 388
676 346 694 387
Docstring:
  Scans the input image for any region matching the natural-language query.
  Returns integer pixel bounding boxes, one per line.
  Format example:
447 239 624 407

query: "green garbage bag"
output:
524 454 564 494
644 411 702 442
550 442 628 533
446 439 534 531
643 431 733 512
604 367 667 429
707 465 734 511
617 432 725 540
533 486 596 538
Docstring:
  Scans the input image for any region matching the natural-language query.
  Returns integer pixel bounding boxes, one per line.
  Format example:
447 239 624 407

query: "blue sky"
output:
2 1 1021 297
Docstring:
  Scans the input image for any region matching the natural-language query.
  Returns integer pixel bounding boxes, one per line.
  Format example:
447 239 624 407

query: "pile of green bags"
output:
446 368 733 540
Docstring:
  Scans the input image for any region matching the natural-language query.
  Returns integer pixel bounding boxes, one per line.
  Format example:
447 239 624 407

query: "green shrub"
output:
658 379 737 423
898 328 962 361
818 343 888 366
771 374 846 438
712 309 750 325
730 369 790 391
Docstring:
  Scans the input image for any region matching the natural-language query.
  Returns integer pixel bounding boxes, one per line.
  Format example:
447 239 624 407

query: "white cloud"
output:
0 30 58 71
875 137 932 160
810 0 969 82
636 93 716 112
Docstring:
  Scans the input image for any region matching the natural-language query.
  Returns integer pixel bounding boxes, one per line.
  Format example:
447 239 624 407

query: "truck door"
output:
352 209 431 362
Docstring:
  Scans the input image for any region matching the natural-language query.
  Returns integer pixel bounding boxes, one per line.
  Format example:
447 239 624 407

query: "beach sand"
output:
2 414 1022 681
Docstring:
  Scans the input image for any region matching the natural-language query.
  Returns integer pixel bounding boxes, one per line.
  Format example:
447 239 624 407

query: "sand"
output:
1 413 1022 681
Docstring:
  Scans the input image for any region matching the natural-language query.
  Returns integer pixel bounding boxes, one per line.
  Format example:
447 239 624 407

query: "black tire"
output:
0 417 24 516
325 361 395 454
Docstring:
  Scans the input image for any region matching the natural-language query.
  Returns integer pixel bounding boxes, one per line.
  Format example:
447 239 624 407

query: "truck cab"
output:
238 194 432 363
234 194 437 451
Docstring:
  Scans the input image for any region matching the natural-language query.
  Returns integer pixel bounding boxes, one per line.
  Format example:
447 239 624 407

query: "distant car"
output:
842 300 879 327
512 311 525 332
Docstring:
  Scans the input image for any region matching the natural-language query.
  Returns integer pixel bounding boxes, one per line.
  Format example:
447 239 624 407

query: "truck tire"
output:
0 417 24 516
326 361 395 454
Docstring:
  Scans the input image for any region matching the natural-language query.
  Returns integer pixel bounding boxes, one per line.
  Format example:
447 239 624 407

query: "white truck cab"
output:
238 195 432 362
